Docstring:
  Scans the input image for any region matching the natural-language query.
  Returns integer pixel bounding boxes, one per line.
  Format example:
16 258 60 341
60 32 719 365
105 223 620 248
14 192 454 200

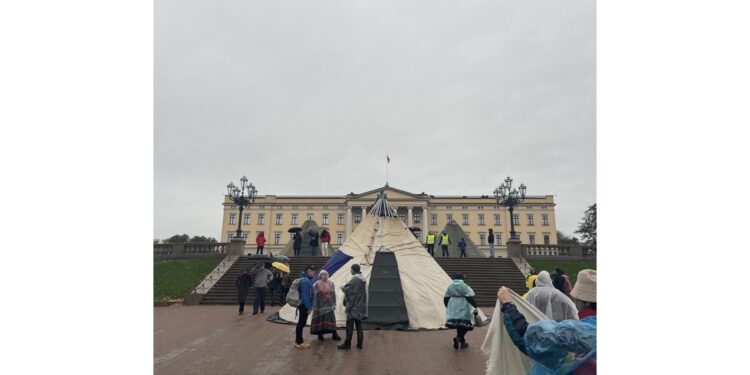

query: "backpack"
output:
286 278 302 307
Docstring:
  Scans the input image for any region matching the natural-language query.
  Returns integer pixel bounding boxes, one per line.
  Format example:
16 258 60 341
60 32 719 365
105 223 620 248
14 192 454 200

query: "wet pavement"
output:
155 305 496 375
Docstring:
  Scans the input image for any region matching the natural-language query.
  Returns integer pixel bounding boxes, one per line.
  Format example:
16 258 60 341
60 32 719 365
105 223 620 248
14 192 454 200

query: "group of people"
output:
293 264 367 350
425 231 475 258
292 229 332 257
235 262 291 315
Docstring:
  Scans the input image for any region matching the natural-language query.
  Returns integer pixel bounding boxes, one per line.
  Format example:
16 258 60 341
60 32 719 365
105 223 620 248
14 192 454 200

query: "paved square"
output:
155 305 495 375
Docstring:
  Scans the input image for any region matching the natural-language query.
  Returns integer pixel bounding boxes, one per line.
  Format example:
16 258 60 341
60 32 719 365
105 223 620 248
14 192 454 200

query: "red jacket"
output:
256 235 266 246
320 231 331 243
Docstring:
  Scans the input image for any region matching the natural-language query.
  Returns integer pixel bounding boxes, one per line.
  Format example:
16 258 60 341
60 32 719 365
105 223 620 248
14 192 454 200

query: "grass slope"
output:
527 260 597 285
154 258 223 302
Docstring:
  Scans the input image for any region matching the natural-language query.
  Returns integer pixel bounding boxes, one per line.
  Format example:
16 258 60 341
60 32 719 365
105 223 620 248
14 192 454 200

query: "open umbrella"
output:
272 261 290 274
288 227 302 233
272 254 290 264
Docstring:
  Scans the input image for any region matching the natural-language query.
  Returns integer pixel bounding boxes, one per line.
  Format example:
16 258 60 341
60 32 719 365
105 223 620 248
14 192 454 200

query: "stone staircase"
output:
200 256 527 307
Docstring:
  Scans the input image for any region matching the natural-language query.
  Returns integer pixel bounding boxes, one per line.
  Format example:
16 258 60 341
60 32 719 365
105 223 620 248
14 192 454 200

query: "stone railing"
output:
521 244 596 261
154 242 230 260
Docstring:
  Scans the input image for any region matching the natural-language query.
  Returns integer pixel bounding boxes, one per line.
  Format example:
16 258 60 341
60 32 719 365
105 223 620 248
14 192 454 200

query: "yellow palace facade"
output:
220 185 558 254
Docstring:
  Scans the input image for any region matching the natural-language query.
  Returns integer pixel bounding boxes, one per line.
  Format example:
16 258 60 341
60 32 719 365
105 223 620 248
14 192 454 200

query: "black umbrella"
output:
288 227 302 233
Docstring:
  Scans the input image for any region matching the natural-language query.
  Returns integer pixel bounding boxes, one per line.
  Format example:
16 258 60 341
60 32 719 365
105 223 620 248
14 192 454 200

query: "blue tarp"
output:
312 250 353 283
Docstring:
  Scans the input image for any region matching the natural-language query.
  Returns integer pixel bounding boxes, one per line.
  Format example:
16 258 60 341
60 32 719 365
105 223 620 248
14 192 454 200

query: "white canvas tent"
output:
276 192 470 330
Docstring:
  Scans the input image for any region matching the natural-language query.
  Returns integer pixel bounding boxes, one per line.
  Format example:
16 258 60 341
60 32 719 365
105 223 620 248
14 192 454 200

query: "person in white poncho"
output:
524 271 578 322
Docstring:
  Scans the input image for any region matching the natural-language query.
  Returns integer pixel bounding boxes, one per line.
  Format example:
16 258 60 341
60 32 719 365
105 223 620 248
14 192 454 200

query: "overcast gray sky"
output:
155 0 595 241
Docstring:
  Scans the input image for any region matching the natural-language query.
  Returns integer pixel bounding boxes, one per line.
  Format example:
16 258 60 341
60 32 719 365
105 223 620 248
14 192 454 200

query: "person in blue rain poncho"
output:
444 272 478 350
497 286 597 374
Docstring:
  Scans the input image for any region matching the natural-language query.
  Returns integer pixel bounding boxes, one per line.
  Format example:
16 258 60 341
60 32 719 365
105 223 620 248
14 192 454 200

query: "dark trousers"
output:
456 326 469 342
459 249 467 258
427 244 435 256
269 287 280 305
239 301 245 313
294 248 300 256
442 245 449 257
311 246 317 256
296 305 309 344
256 246 264 254
345 318 364 347
253 287 267 313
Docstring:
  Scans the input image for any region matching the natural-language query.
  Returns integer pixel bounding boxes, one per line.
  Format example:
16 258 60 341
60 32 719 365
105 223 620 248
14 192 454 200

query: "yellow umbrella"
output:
272 261 290 273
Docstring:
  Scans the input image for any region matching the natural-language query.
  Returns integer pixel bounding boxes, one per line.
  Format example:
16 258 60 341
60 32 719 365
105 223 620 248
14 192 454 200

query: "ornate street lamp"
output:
493 176 527 240
227 176 258 239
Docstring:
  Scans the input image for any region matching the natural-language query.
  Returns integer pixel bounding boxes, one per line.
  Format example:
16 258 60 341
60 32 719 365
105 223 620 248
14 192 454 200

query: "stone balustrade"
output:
154 242 231 260
521 244 596 260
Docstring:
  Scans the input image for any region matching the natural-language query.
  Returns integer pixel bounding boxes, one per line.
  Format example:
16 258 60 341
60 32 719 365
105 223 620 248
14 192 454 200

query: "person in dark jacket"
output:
458 238 468 258
295 266 316 349
234 267 253 315
488 228 495 258
251 262 273 315
556 267 574 295
497 286 596 374
280 271 291 302
309 231 319 256
338 264 368 350
293 232 302 256
268 269 283 306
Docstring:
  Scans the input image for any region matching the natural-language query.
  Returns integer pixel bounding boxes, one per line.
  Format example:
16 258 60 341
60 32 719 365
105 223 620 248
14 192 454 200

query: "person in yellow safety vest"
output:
439 232 452 257
425 232 436 257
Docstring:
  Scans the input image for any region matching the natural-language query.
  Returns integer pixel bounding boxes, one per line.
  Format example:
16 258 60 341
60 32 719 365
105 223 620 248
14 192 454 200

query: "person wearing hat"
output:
571 269 596 319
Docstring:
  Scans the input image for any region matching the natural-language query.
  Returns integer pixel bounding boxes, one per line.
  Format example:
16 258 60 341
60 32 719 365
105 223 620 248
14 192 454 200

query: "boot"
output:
453 337 459 350
357 332 364 349
337 341 351 350
332 333 342 341
460 342 469 349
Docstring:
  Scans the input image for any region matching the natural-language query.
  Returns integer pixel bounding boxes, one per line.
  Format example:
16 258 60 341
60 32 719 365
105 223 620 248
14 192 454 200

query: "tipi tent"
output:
439 220 486 257
273 191 470 330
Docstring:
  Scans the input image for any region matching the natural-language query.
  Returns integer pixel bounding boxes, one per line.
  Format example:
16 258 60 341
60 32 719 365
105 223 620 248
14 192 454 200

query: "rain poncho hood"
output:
525 271 579 322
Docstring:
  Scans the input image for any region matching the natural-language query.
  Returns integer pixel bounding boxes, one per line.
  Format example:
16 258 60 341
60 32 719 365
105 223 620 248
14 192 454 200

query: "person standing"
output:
293 232 302 256
309 231 320 257
571 269 597 320
251 262 273 315
295 266 315 349
268 269 283 306
525 271 578 321
255 232 266 255
280 271 291 302
444 273 478 349
338 264 367 350
320 230 331 257
488 228 495 258
234 267 253 315
458 238 468 258
426 232 436 257
556 267 574 296
439 231 451 257
310 270 342 341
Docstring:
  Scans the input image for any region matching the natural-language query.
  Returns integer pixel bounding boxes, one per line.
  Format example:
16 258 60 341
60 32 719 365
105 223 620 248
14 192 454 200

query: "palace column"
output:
407 207 413 227
422 206 429 243
362 206 367 219
346 207 352 238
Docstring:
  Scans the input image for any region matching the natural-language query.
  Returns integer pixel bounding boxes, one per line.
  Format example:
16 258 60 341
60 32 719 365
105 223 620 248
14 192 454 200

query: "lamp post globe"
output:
494 176 527 240
226 176 258 239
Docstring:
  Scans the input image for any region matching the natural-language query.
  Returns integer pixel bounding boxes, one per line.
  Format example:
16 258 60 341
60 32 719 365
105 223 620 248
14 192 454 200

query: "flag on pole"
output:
387 155 390 163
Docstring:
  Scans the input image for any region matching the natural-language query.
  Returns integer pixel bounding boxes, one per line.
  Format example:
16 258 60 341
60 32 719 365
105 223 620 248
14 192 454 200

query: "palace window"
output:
479 233 486 245
241 232 249 240
477 206 484 210
478 214 485 225
447 206 453 210
229 214 236 225
291 214 298 225
494 214 501 226
542 214 549 226
399 212 406 222
257 214 265 225
337 233 344 244
322 214 329 225
308 206 313 210
274 232 281 245
527 214 534 226
227 232 234 240
462 214 469 225
354 212 361 223
462 205 468 210
244 214 250 225
495 234 502 244
541 206 548 210
447 214 453 222
528 233 536 245
337 214 344 225
513 214 520 226
431 215 437 225
413 213 421 224
276 214 283 225
307 213 313 221
526 206 532 210
543 234 550 245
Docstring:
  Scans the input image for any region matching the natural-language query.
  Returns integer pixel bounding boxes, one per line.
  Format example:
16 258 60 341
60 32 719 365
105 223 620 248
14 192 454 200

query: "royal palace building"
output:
220 185 558 254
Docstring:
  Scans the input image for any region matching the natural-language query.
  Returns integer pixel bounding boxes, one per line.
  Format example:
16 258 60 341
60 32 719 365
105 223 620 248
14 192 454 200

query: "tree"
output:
153 239 160 244
557 230 579 244
575 203 597 246
164 234 190 244
189 235 217 243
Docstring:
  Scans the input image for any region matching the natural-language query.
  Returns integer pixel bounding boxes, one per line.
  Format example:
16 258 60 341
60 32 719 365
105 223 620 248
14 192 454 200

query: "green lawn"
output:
527 260 597 286
154 258 223 302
